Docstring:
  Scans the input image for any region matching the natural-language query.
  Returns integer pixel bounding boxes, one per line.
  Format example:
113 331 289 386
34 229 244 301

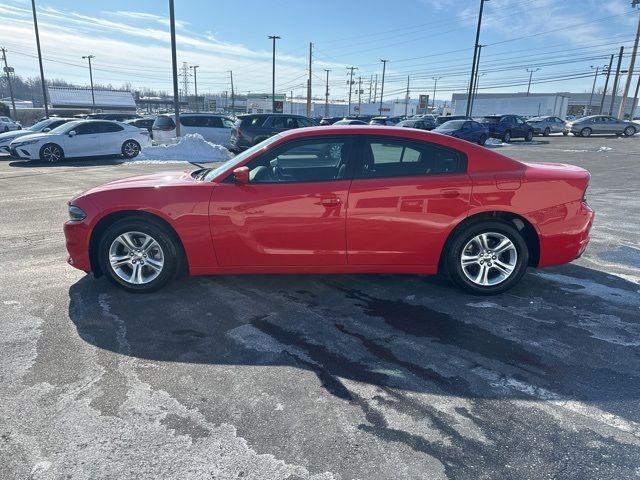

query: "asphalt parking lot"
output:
1 134 639 480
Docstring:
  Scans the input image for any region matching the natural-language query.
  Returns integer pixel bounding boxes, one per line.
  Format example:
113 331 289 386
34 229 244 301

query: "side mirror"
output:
43 128 51 132
233 166 249 184
68 130 77 137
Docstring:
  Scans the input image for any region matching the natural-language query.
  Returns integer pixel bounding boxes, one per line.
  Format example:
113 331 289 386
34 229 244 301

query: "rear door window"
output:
356 138 467 179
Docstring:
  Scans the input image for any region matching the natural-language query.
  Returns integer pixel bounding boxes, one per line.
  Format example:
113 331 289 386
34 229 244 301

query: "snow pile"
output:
597 146 612 152
127 133 234 164
484 138 506 147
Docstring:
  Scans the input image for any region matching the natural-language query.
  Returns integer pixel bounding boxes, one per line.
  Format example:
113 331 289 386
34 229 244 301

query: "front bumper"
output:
64 220 93 273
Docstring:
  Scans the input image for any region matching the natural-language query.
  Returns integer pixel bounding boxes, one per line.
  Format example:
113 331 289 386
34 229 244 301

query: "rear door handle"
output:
320 197 342 206
440 189 460 198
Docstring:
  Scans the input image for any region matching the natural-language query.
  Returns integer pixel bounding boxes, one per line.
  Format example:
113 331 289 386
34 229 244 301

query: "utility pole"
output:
586 66 600 116
346 66 357 116
630 68 640 119
368 75 373 103
307 42 312 117
619 1 640 118
599 54 614 114
169 0 180 136
610 46 625 115
31 0 48 118
526 68 540 96
466 0 489 117
1 48 17 117
81 55 96 112
471 72 485 116
404 75 410 117
357 76 363 115
379 59 388 116
432 76 442 109
268 35 280 113
229 70 235 117
373 74 378 103
324 69 330 117
291 90 294 114
190 65 199 111
469 45 484 114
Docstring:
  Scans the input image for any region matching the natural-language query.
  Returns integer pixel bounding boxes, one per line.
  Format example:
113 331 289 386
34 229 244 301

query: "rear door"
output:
210 136 354 266
346 137 471 266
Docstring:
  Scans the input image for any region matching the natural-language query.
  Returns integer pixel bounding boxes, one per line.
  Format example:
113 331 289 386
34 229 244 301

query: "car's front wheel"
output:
580 127 592 137
445 221 529 295
121 140 141 158
524 130 534 142
502 130 511 143
478 134 487 146
97 218 181 292
39 143 64 162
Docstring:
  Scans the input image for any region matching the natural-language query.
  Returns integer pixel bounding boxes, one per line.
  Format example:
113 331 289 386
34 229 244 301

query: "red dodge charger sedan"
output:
64 126 593 295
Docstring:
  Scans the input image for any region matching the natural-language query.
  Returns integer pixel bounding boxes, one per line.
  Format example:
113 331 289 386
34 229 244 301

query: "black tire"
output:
97 218 181 293
623 126 636 137
502 130 511 143
563 131 568 136
444 220 529 295
543 127 550 136
580 127 592 137
3 126 8 133
478 134 487 146
525 130 534 142
39 143 64 163
121 140 141 158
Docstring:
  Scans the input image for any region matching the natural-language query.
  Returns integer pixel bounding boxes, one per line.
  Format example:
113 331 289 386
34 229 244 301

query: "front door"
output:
62 122 102 157
347 137 471 266
210 136 354 266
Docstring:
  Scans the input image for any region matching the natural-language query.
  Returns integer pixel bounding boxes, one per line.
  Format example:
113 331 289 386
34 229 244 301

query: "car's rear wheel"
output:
543 127 550 136
445 221 529 295
39 143 64 163
478 134 487 146
2 127 8 133
502 130 511 143
97 218 180 293
563 131 568 136
121 140 141 158
580 127 592 137
623 126 636 137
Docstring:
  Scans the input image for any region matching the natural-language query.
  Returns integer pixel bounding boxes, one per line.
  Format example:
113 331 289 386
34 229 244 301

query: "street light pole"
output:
526 68 540 96
268 35 280 113
1 48 17 117
432 76 442 109
466 0 489 117
31 0 48 118
82 55 95 112
379 59 388 116
599 55 615 114
324 69 330 117
586 65 600 116
168 0 180 137
190 65 199 111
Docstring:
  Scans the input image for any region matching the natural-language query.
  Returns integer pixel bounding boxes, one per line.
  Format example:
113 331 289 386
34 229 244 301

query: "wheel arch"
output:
89 210 188 277
438 210 540 273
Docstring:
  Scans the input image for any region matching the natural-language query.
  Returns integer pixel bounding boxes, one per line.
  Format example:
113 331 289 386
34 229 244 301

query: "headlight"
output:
14 139 40 146
68 205 87 221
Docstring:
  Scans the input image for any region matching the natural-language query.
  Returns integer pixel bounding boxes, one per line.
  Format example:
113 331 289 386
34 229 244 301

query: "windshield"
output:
439 120 465 129
49 120 82 134
28 119 54 131
202 135 282 182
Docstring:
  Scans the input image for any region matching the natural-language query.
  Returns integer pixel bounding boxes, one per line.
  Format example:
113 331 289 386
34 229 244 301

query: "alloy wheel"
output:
108 231 164 285
123 141 140 158
42 145 62 162
460 232 517 286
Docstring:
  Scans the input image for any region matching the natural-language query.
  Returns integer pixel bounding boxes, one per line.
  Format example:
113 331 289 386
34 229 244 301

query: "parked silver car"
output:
564 115 638 137
526 116 566 136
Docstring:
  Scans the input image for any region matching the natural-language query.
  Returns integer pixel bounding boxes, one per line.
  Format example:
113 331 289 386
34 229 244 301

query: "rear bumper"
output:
533 200 594 268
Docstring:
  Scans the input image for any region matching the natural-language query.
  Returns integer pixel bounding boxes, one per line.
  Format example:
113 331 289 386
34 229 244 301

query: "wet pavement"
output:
1 134 639 479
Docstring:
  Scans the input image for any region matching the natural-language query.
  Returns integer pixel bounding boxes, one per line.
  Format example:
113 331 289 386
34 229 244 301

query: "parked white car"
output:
0 116 21 132
9 120 150 162
152 113 234 147
0 117 73 153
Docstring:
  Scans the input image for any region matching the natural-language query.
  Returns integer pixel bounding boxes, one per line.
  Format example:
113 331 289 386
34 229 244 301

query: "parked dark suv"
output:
480 115 534 142
230 114 317 151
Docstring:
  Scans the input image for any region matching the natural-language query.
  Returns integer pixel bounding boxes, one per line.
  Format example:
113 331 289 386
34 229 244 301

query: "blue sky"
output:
1 0 638 102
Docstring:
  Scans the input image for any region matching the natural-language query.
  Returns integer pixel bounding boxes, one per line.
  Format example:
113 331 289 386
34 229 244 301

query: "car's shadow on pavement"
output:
67 264 640 416
6 155 125 167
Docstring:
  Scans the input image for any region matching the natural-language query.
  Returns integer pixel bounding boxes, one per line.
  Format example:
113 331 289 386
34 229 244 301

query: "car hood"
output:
0 130 33 142
80 170 198 196
9 132 52 144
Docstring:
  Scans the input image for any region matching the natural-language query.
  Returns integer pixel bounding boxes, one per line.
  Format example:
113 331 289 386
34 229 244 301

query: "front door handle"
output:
440 189 460 198
320 197 342 206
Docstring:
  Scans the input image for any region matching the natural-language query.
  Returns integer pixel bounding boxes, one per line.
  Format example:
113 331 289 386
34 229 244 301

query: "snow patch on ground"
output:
597 146 612 152
124 134 233 164
484 138 507 147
